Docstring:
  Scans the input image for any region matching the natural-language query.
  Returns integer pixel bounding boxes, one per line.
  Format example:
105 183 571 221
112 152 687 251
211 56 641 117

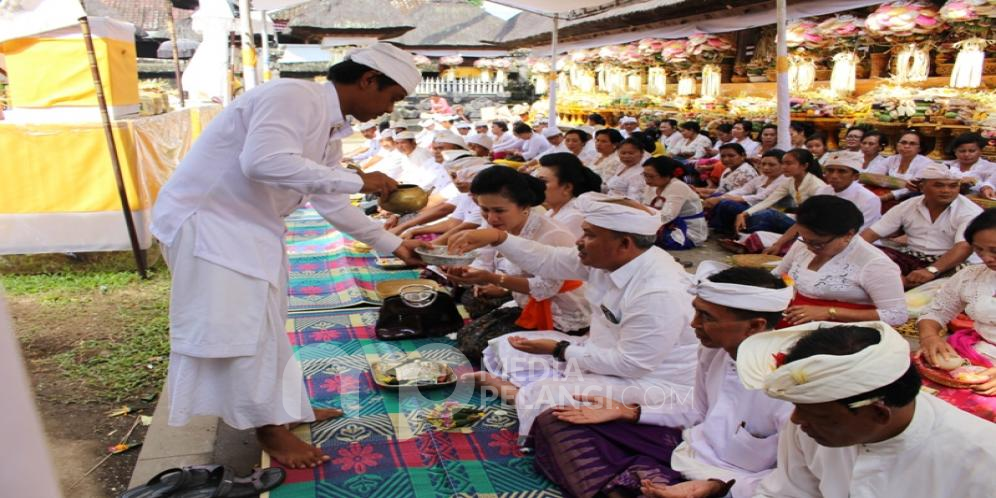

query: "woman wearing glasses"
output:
866 129 937 204
773 195 908 328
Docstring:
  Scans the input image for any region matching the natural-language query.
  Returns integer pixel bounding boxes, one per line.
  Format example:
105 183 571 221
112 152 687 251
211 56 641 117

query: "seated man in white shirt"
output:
447 193 698 443
466 134 493 158
531 263 794 498
816 151 882 231
454 121 473 137
861 163 982 288
739 321 996 498
513 122 553 161
619 116 639 139
345 121 380 163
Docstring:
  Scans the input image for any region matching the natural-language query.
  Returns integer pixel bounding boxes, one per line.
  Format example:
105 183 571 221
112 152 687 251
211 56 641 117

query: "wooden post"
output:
164 0 185 107
78 16 148 279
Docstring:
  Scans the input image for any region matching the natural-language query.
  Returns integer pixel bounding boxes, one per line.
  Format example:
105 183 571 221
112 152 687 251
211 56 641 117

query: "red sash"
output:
776 292 876 329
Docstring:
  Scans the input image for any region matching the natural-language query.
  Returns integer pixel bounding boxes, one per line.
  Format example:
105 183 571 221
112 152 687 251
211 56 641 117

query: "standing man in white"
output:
151 43 424 469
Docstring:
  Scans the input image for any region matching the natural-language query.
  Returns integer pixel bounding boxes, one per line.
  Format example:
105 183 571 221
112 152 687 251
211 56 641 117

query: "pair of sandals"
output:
120 465 285 497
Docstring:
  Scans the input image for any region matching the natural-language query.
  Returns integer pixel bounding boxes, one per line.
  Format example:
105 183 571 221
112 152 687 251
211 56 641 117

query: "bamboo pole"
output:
238 0 257 91
547 14 558 129
164 0 185 107
77 15 148 279
775 0 790 149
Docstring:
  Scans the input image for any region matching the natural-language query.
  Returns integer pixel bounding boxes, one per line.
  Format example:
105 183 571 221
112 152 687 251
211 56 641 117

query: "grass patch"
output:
4 262 173 402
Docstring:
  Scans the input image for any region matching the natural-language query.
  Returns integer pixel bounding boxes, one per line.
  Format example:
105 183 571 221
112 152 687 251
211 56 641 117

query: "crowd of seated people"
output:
342 111 996 497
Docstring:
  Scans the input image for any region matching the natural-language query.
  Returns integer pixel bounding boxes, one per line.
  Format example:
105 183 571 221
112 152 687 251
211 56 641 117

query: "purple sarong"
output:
531 409 685 498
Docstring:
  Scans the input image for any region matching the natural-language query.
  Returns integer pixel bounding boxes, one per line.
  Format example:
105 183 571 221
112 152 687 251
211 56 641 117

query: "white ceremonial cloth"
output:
773 238 908 326
152 79 402 287
815 181 882 231
919 265 996 361
642 348 792 498
163 221 312 429
545 197 585 239
486 238 698 437
754 393 996 498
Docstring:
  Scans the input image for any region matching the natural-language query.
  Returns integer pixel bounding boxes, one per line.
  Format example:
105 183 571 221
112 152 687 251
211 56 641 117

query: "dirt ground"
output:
5 257 169 498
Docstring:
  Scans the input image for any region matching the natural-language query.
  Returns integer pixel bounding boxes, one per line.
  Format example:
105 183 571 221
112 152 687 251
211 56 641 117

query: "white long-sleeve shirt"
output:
520 133 553 161
669 134 714 160
151 79 401 286
605 162 649 200
492 132 520 153
918 265 996 361
495 237 699 396
545 197 585 240
815 181 882 231
349 134 381 163
472 211 590 332
746 174 827 216
755 393 996 498
865 154 936 198
725 175 789 206
947 158 996 192
641 347 792 498
773 237 908 326
643 180 707 244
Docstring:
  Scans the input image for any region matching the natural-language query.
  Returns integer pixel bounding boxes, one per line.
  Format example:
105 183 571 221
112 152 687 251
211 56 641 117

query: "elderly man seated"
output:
738 321 996 497
531 263 794 498
862 163 983 288
447 193 698 443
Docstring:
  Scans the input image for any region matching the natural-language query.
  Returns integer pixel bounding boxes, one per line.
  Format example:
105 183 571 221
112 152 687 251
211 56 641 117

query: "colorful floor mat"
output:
267 307 563 498
285 208 420 312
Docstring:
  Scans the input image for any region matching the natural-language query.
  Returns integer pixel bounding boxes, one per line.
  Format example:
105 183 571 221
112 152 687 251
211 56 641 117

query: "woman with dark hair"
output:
444 166 591 360
491 120 519 154
860 131 888 170
805 132 828 165
563 128 598 164
694 143 758 197
736 148 827 238
669 121 713 162
774 195 907 327
946 132 996 199
587 113 607 127
748 124 779 166
731 120 760 157
866 129 937 203
842 125 866 152
789 122 810 148
642 157 707 249
588 128 625 180
918 209 996 389
535 153 603 238
706 149 787 235
605 132 655 200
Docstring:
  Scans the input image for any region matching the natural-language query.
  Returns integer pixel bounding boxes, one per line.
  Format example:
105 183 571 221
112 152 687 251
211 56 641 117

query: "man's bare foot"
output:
257 425 329 469
462 371 518 404
288 407 344 430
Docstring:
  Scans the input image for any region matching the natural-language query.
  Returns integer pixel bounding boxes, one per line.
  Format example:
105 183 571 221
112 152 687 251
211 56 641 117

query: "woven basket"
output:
729 254 782 268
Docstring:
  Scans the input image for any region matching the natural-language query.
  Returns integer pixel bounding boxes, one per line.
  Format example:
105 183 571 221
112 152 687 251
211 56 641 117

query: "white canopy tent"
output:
489 0 884 147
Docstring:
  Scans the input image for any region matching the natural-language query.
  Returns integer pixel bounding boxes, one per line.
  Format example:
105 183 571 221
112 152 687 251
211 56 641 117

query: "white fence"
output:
415 77 507 96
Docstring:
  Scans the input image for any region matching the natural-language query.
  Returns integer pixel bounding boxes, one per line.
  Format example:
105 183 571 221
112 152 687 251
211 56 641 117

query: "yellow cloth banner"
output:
0 106 220 214
0 36 139 108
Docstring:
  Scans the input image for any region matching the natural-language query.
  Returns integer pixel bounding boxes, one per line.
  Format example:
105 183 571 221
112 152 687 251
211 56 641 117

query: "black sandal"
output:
119 465 224 498
175 466 286 497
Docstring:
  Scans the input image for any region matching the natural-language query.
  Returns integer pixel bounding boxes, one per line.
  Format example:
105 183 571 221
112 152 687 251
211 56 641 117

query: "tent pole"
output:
78 16 148 279
775 0 790 149
164 0 185 107
548 14 558 129
260 10 271 82
238 0 257 91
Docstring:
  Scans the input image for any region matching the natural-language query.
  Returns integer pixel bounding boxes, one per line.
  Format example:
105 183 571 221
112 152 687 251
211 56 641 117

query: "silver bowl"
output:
415 246 479 266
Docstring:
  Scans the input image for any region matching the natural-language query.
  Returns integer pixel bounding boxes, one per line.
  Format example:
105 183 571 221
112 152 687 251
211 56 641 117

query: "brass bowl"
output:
379 184 429 214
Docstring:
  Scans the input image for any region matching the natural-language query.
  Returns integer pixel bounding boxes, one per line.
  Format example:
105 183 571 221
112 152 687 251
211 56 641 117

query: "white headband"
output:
917 163 962 181
575 192 661 236
737 321 911 404
345 43 421 95
692 260 794 312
